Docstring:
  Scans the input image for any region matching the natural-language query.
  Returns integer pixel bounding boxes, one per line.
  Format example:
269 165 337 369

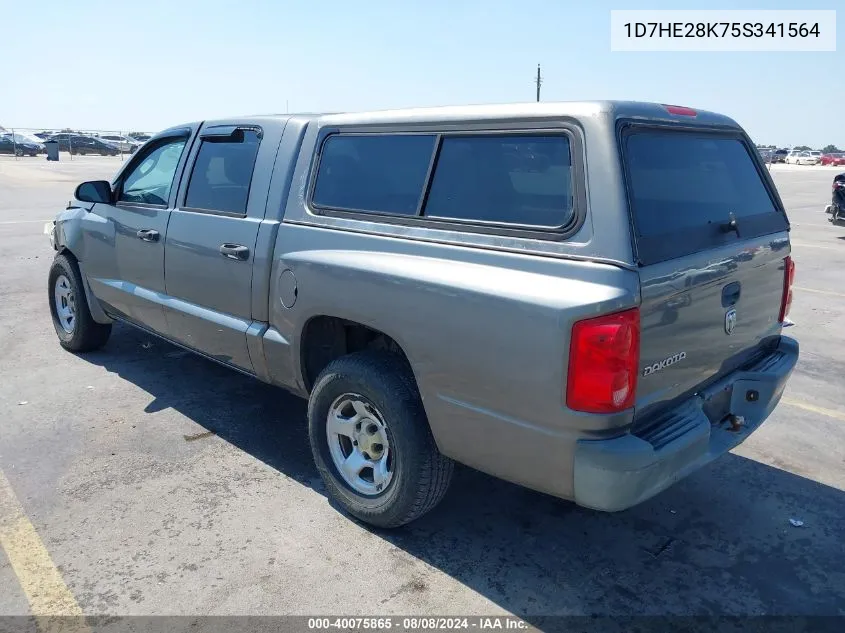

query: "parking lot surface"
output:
1 155 844 620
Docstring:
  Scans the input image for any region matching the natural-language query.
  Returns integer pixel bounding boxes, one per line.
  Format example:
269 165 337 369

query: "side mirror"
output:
75 180 113 204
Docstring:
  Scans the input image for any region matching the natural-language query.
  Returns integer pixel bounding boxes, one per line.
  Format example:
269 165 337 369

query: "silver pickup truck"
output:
46 102 798 528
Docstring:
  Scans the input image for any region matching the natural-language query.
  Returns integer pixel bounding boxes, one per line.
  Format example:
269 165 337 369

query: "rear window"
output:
624 130 788 265
311 132 574 229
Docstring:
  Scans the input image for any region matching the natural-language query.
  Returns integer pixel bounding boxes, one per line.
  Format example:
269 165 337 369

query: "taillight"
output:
566 308 640 414
833 181 845 191
779 256 795 322
663 104 697 117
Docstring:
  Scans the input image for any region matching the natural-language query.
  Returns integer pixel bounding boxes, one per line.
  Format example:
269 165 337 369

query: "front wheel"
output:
48 253 111 352
308 351 453 528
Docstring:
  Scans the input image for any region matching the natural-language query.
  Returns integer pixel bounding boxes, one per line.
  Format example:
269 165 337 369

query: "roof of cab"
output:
310 101 742 129
165 101 742 137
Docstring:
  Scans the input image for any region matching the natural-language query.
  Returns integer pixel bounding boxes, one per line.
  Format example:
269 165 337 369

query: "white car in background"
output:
808 150 823 164
786 150 818 165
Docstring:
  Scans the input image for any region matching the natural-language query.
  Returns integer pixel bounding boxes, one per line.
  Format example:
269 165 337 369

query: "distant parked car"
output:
771 149 788 163
821 153 845 166
0 134 41 156
46 134 120 156
6 133 46 153
786 150 817 165
42 133 75 151
128 133 151 143
757 148 774 162
809 151 823 164
97 134 141 154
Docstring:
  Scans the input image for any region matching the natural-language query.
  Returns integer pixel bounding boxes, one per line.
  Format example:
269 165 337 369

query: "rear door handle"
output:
136 229 160 242
219 243 250 261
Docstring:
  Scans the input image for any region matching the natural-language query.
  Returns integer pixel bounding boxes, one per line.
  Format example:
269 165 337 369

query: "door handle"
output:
136 229 160 242
219 243 250 261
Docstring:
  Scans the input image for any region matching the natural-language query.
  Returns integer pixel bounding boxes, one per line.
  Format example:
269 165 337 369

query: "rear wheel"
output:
308 351 453 528
48 253 111 352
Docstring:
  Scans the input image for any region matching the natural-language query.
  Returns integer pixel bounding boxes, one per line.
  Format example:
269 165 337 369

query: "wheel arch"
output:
298 315 417 395
53 245 113 325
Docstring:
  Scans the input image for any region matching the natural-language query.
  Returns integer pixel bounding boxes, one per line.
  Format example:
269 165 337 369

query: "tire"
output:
308 350 453 528
48 253 111 352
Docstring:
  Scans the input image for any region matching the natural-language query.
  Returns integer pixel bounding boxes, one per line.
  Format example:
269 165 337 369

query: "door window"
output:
119 138 187 206
184 129 261 215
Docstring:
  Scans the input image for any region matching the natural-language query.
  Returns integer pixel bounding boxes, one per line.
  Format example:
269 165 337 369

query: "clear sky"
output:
2 0 842 148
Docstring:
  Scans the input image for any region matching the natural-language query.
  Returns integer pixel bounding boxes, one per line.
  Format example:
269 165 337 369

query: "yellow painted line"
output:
781 398 845 422
795 286 845 299
0 470 86 622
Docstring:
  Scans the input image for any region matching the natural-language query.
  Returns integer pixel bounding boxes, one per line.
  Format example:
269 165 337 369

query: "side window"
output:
119 138 187 206
312 134 436 215
184 129 261 215
423 135 574 228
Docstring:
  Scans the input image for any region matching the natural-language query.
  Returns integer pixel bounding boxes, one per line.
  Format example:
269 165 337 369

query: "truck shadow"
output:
83 323 845 621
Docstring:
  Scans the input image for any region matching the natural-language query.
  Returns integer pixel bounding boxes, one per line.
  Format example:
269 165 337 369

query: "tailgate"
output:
621 126 791 415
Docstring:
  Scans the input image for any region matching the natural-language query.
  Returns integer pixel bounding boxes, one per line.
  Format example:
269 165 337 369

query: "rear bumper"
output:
573 335 799 512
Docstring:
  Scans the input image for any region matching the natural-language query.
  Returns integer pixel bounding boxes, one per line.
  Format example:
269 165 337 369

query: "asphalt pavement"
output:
1 155 844 623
